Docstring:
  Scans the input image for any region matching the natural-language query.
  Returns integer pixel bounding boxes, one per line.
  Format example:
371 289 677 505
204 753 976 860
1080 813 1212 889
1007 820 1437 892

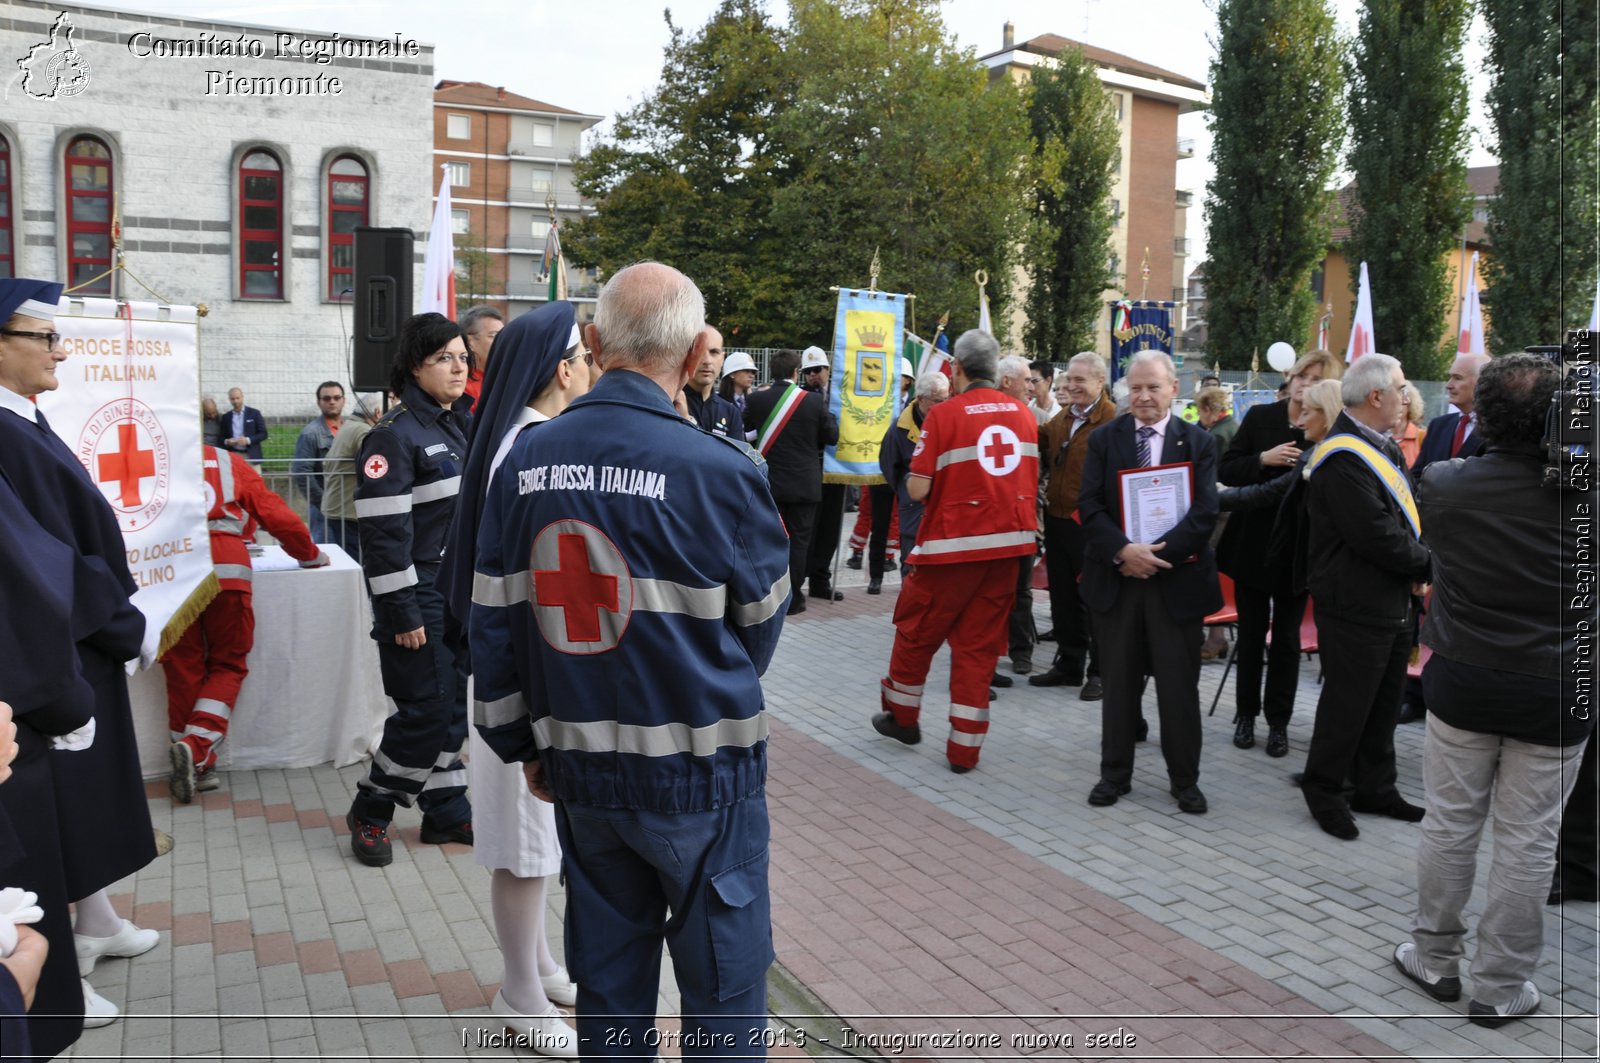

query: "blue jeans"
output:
555 796 772 1060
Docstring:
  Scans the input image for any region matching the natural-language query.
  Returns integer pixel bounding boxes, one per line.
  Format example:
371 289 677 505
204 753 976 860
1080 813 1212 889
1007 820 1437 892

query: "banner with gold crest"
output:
823 287 906 484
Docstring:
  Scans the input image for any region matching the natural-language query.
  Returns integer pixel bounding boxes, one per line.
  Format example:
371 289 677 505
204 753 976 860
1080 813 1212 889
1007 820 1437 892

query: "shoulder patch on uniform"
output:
710 431 766 469
363 454 389 479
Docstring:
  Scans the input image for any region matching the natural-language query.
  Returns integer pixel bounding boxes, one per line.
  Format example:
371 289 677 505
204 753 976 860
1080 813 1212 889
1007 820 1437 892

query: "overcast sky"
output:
97 0 1497 276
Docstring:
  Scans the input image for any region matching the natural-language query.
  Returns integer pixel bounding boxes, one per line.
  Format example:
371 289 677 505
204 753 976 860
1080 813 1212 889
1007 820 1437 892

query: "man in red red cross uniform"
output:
872 329 1039 773
161 445 326 802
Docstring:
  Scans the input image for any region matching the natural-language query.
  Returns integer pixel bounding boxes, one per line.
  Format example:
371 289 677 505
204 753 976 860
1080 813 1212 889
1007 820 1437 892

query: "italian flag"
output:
755 383 805 456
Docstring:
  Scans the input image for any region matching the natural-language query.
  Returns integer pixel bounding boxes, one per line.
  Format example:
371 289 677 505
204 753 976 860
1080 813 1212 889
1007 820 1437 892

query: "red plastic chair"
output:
1204 575 1241 716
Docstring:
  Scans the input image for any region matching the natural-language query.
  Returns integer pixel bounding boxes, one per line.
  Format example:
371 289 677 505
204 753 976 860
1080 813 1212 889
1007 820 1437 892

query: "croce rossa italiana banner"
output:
36 298 212 664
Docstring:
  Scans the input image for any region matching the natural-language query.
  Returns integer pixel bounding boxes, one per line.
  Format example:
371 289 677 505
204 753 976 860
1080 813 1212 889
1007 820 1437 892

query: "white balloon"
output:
1266 341 1297 373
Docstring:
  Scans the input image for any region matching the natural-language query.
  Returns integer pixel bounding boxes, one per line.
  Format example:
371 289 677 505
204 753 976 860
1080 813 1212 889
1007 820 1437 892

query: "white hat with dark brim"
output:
800 345 829 370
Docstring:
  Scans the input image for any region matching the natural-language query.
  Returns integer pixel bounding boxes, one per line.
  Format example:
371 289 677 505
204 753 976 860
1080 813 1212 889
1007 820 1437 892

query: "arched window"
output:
239 149 283 299
0 134 13 280
326 155 368 300
65 135 113 294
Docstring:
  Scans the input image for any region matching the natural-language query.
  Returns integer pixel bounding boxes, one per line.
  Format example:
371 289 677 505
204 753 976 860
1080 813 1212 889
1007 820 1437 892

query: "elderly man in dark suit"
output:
744 348 838 615
1079 350 1221 815
1412 352 1490 474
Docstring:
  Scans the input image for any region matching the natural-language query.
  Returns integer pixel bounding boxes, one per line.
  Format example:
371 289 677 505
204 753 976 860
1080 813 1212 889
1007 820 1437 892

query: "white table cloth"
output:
129 543 387 777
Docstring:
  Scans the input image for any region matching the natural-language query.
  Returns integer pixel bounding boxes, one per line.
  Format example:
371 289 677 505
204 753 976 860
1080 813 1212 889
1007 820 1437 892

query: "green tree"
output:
453 232 493 314
566 0 1030 347
1480 0 1599 352
1020 44 1120 359
1344 0 1472 380
564 0 791 343
768 0 1030 344
1205 0 1345 369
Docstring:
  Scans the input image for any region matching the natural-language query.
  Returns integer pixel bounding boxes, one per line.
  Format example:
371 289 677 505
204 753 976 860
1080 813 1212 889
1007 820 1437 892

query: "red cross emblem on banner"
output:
529 521 633 653
96 421 156 507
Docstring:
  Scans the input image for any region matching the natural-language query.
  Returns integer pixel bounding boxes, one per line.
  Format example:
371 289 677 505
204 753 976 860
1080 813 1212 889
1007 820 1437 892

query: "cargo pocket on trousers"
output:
707 848 774 1001
377 641 447 704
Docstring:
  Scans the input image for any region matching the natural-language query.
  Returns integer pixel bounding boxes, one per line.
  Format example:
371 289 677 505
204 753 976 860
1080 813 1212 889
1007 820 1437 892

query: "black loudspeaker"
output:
352 227 415 393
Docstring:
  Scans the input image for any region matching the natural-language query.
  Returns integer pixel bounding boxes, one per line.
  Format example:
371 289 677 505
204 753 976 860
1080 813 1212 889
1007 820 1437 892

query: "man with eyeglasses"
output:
291 381 346 542
458 305 505 411
1300 352 1432 841
222 387 269 464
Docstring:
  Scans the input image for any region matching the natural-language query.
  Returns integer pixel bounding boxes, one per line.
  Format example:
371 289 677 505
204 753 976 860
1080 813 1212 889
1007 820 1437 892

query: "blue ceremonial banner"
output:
1230 389 1279 424
1108 300 1176 384
824 287 906 484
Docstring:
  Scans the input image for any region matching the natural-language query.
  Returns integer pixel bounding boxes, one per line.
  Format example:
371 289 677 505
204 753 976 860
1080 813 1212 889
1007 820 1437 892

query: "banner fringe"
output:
822 472 886 486
157 571 219 660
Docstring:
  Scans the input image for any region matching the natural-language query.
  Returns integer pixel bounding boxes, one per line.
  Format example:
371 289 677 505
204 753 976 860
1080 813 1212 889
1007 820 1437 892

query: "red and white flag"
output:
1456 251 1484 354
1345 261 1375 363
978 279 992 336
420 164 456 319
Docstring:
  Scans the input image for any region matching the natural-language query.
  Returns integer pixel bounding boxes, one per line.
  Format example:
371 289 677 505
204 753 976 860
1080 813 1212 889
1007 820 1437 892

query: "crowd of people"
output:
0 260 1592 1058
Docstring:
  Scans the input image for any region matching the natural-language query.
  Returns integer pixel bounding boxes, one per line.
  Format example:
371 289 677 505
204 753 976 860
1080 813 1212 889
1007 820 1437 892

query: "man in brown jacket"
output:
1030 352 1116 698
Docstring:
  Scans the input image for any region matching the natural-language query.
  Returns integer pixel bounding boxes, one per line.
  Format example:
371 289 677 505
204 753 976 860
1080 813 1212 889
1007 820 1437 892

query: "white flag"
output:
1345 261 1375 363
1589 269 1599 333
1456 252 1484 355
420 165 456 319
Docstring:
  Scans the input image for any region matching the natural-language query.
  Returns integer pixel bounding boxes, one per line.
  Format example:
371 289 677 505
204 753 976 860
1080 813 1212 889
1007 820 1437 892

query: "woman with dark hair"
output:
346 312 475 868
440 301 591 1054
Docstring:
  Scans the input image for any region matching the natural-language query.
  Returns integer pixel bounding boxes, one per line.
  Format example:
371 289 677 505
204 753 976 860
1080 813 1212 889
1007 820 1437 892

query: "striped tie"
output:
1136 425 1155 467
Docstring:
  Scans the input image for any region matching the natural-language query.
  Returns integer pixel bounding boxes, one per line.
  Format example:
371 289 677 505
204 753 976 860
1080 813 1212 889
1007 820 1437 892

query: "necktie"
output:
1136 425 1155 467
1449 413 1471 457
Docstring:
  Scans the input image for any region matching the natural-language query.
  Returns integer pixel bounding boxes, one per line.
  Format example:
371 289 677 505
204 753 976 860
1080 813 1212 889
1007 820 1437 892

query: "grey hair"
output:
1341 353 1400 407
593 262 706 373
1127 350 1177 382
952 329 1000 381
1067 351 1107 380
915 372 949 401
996 354 1031 385
458 304 504 334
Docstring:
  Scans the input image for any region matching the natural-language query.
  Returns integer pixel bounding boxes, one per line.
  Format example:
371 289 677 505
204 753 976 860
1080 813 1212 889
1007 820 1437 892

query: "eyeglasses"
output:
426 352 471 367
319 394 344 402
803 366 825 374
565 348 594 367
1 329 62 349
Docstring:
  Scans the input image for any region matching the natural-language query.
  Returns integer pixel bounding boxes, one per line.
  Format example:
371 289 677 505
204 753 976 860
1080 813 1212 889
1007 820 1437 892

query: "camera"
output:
1527 329 1594 489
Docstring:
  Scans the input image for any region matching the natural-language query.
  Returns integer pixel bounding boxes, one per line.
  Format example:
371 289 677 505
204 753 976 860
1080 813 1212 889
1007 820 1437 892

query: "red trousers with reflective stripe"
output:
883 557 1016 769
161 588 255 770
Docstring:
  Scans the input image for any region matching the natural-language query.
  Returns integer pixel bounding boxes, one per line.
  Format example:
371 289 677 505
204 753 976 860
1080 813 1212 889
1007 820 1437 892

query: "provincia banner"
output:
36 297 214 664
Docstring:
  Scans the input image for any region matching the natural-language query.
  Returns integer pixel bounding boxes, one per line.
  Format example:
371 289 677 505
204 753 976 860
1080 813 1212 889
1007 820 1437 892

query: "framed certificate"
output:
1118 461 1194 544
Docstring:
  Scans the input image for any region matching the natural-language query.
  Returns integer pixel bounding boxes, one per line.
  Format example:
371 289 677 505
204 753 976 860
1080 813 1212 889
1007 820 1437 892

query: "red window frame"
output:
65 135 113 295
326 156 369 300
239 150 283 299
0 134 13 280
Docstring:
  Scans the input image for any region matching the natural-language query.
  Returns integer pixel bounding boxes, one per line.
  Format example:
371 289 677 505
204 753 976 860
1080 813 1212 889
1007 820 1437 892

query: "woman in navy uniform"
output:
0 278 159 1034
347 313 475 866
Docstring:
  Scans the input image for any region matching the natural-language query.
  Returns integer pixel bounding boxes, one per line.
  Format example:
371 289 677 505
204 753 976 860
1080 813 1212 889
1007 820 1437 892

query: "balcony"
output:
1175 190 1193 207
1176 137 1195 159
1174 237 1190 256
506 277 543 298
506 234 542 251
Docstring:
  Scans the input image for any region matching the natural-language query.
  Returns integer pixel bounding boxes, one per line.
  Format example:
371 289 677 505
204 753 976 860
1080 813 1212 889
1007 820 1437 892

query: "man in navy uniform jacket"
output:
472 263 790 1059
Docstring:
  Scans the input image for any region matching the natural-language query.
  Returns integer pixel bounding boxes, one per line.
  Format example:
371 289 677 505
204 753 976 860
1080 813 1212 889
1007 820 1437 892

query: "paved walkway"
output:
63 556 1598 1061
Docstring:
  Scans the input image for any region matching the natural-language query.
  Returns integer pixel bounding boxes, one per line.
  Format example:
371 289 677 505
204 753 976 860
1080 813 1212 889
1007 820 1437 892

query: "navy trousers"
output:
555 795 773 1060
354 576 470 829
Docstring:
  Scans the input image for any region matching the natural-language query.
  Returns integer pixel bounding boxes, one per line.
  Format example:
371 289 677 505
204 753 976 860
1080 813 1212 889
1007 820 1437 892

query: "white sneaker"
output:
490 990 579 1057
76 919 160 977
82 979 119 1028
540 966 578 1007
1469 980 1540 1028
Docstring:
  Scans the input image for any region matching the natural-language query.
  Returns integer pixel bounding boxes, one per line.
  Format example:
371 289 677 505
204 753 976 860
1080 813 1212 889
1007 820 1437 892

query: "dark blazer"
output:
1215 398 1303 588
1412 411 1484 475
224 404 270 461
1078 413 1222 622
742 381 837 503
1304 411 1432 628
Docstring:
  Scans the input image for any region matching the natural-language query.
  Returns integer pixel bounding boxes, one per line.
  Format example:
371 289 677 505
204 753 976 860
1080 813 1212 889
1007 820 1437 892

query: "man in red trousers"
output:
162 445 326 801
871 329 1039 773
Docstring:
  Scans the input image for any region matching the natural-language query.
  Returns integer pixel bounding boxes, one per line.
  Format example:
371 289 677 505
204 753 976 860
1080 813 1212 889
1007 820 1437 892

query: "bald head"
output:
1446 352 1491 414
590 262 706 374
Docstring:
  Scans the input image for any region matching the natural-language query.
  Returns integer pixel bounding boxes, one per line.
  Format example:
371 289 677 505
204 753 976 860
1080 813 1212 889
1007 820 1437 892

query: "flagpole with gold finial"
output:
1138 246 1151 302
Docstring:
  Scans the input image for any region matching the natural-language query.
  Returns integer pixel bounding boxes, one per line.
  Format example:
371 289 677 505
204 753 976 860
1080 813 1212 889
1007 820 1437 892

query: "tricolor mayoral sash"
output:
1304 432 1421 539
36 298 214 663
824 287 906 484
